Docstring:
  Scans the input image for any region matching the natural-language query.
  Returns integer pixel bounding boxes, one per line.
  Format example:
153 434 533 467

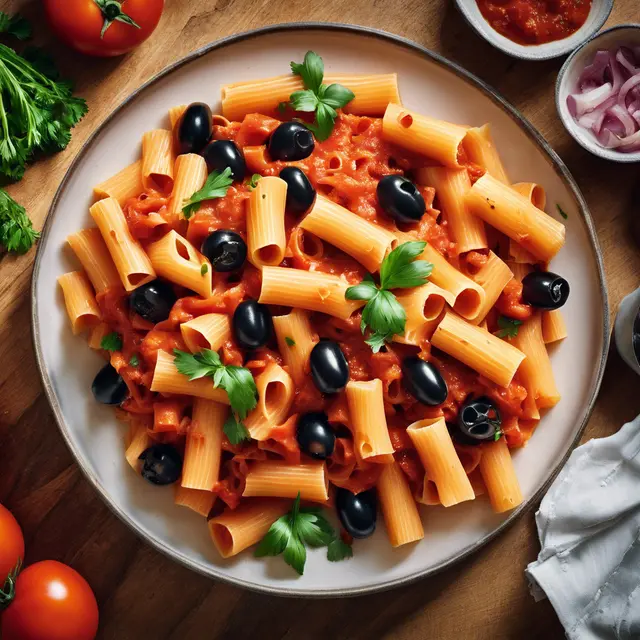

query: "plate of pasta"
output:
32 24 608 595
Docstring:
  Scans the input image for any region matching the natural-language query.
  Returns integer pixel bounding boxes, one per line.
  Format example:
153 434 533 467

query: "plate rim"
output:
30 21 610 598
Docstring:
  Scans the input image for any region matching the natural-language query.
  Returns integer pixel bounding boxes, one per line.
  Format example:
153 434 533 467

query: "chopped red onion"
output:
568 45 640 153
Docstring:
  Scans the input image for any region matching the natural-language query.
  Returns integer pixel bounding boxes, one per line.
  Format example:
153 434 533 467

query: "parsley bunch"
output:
255 493 353 575
287 51 355 141
0 39 88 181
182 167 233 219
346 241 433 352
173 349 257 444
0 190 38 253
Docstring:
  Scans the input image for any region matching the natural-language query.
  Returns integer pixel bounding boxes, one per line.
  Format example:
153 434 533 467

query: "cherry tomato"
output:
1 561 99 640
43 0 164 57
0 504 24 586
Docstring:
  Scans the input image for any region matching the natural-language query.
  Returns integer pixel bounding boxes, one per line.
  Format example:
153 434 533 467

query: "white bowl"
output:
31 24 608 596
556 24 640 163
454 0 613 61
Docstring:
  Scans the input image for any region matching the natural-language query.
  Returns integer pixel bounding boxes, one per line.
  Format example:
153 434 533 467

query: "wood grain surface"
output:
1 1 639 638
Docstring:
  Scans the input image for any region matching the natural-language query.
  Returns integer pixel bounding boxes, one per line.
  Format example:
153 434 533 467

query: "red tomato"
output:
1 561 99 640
0 504 24 586
43 0 164 57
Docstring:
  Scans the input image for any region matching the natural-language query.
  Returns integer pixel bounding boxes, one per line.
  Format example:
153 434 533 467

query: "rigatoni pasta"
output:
58 271 101 334
247 176 287 267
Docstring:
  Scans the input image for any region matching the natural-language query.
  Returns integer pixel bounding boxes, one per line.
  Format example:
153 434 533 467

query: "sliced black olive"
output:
453 396 501 446
129 279 177 324
201 140 246 181
402 356 448 406
201 230 247 272
233 299 273 349
91 364 128 405
177 102 212 155
377 175 425 224
336 488 377 539
297 412 335 459
268 122 314 161
309 340 349 394
279 166 316 214
139 444 182 485
521 271 570 310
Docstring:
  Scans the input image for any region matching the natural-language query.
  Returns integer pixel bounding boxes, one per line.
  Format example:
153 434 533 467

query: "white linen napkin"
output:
526 415 640 639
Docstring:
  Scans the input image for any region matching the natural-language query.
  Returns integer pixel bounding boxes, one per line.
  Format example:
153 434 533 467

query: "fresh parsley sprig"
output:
287 51 355 141
556 204 568 220
182 167 233 219
0 190 39 253
254 493 352 575
496 316 522 339
101 331 123 352
173 348 257 444
345 241 433 352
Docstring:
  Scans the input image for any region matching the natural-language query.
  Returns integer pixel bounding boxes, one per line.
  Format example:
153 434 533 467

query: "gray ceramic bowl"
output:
454 0 613 61
556 24 640 163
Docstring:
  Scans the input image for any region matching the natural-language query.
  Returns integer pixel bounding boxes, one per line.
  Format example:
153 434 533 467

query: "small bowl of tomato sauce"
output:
454 0 613 61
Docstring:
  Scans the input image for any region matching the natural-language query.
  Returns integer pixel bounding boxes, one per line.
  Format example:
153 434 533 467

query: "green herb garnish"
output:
248 174 261 190
182 167 233 219
255 493 351 575
496 316 522 339
0 12 31 40
286 51 355 141
0 190 38 253
200 263 208 276
101 332 123 352
129 354 139 367
327 536 353 562
284 336 296 347
345 241 433 352
556 204 568 220
173 348 257 444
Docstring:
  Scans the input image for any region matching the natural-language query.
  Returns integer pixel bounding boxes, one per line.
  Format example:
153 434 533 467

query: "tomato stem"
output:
0 558 22 611
92 0 141 39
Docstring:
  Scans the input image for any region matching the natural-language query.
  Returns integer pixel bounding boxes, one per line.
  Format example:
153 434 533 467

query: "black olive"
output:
233 299 273 349
296 412 335 459
453 396 501 446
402 356 448 406
201 230 247 272
201 140 246 181
521 271 570 310
91 364 128 405
268 122 315 161
129 279 177 324
139 444 182 485
177 102 212 155
377 175 425 223
336 488 377 539
279 166 316 214
309 341 349 394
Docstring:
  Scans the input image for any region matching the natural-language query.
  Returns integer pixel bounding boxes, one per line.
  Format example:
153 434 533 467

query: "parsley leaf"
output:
101 332 123 352
182 167 233 219
496 316 522 339
129 354 139 367
345 242 432 352
556 204 568 220
0 190 39 253
200 263 208 276
223 414 251 446
247 174 261 190
284 336 296 347
255 493 346 575
0 12 31 40
173 348 257 442
327 537 353 562
287 51 354 141
0 43 87 182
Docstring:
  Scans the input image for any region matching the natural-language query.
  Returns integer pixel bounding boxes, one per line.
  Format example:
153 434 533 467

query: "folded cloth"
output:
526 415 640 639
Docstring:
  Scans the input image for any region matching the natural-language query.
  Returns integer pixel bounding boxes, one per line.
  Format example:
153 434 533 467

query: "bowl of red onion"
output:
557 24 640 162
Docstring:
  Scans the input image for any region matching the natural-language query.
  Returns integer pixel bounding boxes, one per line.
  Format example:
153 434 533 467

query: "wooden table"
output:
1 1 639 638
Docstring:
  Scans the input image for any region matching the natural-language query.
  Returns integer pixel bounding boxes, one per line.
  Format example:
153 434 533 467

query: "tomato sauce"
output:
476 0 592 46
115 110 533 505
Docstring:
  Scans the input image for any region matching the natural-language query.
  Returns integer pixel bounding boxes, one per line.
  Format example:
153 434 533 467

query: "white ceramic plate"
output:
32 24 608 597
